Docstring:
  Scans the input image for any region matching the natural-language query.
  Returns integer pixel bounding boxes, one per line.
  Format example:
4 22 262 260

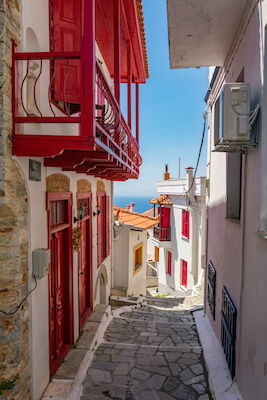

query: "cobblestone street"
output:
81 295 212 400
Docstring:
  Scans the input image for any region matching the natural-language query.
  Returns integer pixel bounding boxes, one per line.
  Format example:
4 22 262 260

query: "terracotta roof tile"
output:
136 0 149 79
114 206 159 229
149 195 172 205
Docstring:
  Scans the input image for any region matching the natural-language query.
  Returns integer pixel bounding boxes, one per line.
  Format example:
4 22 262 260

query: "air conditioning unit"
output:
214 83 251 145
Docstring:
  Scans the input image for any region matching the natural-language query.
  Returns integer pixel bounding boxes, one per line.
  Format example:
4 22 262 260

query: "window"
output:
133 242 143 275
182 210 190 239
167 251 172 275
207 261 216 320
181 259 188 287
155 246 159 262
226 153 242 220
97 193 110 267
221 286 237 378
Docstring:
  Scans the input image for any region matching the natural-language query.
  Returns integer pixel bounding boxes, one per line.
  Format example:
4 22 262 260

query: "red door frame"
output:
182 259 188 288
46 192 74 378
77 192 93 330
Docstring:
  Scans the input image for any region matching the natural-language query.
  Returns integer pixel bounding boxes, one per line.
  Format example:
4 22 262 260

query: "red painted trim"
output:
77 192 93 330
46 191 74 378
167 251 172 275
15 51 81 60
81 0 95 138
136 83 139 144
12 40 18 136
14 116 81 123
114 0 120 105
127 41 132 129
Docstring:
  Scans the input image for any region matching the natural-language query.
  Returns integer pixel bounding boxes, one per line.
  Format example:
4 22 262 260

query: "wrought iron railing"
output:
153 226 171 241
207 261 216 319
221 286 237 378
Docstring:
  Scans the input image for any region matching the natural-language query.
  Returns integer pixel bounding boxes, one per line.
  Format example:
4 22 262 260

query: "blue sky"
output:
114 0 208 198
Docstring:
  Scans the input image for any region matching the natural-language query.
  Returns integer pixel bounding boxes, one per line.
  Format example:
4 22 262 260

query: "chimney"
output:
164 164 169 181
130 202 135 212
126 204 130 210
186 167 194 197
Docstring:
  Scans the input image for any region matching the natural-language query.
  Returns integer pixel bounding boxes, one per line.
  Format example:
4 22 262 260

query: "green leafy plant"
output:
0 374 19 395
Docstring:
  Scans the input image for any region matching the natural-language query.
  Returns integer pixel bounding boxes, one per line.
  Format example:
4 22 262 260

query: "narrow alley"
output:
81 298 211 400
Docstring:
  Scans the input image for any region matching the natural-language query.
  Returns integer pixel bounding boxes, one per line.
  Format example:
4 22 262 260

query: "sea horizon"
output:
114 195 155 214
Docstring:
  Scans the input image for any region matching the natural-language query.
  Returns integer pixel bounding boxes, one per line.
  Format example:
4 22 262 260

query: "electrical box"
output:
222 83 251 142
32 248 51 279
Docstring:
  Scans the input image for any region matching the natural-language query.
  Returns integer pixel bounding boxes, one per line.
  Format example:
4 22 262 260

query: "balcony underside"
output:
167 0 250 68
13 134 139 181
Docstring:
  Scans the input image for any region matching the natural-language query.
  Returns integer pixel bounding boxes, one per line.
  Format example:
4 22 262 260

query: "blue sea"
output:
114 196 154 213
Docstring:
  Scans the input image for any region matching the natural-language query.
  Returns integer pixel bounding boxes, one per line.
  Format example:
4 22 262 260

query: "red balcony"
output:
12 0 148 182
153 226 171 242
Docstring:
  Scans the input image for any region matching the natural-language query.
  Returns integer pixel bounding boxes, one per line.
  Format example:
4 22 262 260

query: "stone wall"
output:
0 1 30 399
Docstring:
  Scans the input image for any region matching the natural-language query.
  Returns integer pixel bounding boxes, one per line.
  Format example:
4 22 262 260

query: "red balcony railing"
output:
153 226 171 241
12 41 142 179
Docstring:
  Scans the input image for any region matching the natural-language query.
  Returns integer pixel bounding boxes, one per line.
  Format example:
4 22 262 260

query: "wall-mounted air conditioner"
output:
214 83 252 146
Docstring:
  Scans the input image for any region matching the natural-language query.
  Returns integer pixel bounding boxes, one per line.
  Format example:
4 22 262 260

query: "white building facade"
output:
150 167 206 296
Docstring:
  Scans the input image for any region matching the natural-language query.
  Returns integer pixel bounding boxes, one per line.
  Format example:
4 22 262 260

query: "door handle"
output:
79 272 84 275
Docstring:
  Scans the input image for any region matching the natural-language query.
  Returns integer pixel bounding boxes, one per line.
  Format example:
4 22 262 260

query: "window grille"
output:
221 286 237 378
207 261 216 319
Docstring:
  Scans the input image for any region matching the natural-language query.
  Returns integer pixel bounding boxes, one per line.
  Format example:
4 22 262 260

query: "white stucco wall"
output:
128 229 147 296
205 4 267 399
15 156 111 400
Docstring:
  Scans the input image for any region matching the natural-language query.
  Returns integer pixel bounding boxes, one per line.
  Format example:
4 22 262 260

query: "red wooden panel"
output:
55 230 64 355
182 260 188 288
167 251 172 275
53 0 81 103
186 211 190 239
78 219 87 319
162 207 170 228
97 193 105 267
105 195 110 257
182 210 186 237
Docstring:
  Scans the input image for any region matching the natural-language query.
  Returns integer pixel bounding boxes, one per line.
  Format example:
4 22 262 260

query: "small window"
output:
167 251 172 275
226 153 242 220
182 210 190 239
133 242 143 275
155 246 159 262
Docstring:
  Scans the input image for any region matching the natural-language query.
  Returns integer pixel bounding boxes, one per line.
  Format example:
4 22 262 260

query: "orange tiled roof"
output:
114 206 159 229
136 0 149 79
149 195 172 205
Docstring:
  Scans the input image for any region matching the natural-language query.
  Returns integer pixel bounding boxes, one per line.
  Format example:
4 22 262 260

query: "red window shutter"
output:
52 0 81 103
105 196 110 257
186 211 190 239
167 251 172 275
182 210 186 236
97 194 105 267
182 260 188 287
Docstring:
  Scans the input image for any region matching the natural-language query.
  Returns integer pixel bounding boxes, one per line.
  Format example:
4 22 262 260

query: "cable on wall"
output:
0 276 37 318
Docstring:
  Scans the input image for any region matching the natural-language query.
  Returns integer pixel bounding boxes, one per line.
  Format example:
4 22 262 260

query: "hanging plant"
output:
73 226 82 252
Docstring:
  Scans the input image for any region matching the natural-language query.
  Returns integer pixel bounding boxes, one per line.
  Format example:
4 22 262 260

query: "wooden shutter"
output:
53 0 81 103
97 193 104 267
182 260 187 287
155 246 159 262
162 207 170 228
182 210 186 237
105 195 110 257
186 211 190 239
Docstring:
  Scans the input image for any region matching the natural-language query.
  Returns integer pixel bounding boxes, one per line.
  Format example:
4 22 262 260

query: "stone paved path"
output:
81 297 212 400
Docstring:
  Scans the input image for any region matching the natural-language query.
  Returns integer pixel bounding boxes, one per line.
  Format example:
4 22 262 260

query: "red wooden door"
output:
50 230 65 362
52 0 81 103
182 260 188 288
162 207 170 228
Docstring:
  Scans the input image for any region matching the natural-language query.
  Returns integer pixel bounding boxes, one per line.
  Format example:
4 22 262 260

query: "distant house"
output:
149 166 206 296
112 205 159 296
